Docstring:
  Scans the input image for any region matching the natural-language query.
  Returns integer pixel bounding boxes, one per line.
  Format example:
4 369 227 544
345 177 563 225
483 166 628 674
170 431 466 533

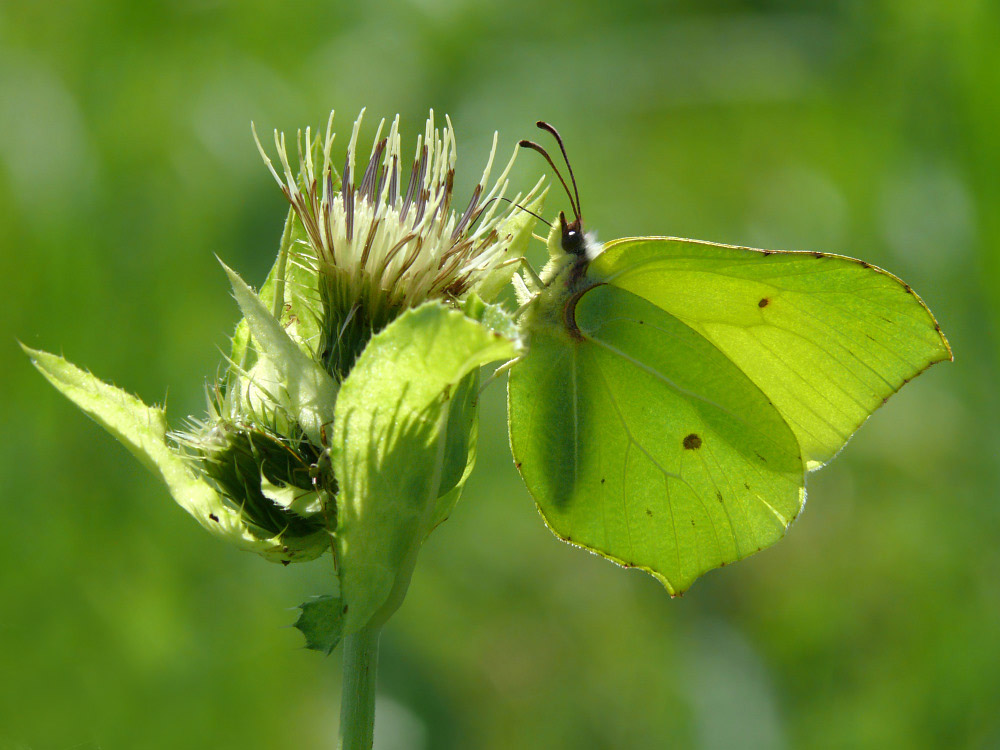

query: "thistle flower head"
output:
255 110 543 378
26 108 537 576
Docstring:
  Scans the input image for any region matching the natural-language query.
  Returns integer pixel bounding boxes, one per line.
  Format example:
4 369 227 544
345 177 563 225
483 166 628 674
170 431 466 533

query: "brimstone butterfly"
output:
507 122 952 595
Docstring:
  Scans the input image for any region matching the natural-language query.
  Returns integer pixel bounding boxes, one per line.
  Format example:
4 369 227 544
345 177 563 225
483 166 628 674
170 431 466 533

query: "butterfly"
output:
507 122 952 595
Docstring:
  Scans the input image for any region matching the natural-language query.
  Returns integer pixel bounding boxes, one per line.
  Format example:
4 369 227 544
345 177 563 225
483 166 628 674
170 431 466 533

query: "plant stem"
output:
338 624 381 750
337 408 450 748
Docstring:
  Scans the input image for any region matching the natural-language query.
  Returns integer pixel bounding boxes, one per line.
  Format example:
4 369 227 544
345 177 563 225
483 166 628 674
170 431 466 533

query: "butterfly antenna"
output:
535 121 582 221
518 139 580 219
473 195 552 228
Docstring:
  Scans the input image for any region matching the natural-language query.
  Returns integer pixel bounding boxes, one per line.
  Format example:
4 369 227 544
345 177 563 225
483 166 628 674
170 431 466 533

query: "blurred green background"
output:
2 0 997 748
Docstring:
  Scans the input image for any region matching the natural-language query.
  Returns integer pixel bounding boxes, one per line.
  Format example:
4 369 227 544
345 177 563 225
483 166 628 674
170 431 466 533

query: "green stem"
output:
338 625 381 750
337 402 454 747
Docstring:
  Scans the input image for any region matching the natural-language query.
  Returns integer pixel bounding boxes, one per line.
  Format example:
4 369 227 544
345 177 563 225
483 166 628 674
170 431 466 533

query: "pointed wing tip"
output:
937 330 955 363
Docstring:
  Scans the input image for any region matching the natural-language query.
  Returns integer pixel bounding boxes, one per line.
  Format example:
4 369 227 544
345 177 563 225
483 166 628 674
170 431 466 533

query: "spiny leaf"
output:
294 595 345 655
333 302 517 635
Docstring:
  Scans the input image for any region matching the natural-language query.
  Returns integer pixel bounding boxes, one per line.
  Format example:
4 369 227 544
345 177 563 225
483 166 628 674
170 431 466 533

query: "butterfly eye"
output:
559 213 586 256
562 227 584 256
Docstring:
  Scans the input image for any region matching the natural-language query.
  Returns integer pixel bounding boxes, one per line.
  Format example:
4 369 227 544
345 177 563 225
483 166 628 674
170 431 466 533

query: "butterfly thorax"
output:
524 214 605 342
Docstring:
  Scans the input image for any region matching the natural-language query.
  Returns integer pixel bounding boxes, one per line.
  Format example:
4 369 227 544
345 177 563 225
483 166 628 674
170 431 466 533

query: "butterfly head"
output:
557 210 602 261
520 122 603 263
560 212 585 255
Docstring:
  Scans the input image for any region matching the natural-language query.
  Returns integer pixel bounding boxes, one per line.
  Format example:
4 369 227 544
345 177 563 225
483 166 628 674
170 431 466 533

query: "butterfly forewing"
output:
509 283 805 593
590 238 952 470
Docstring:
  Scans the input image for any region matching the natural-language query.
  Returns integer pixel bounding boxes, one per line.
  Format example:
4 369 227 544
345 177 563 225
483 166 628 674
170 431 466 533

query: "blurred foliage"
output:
2 0 997 747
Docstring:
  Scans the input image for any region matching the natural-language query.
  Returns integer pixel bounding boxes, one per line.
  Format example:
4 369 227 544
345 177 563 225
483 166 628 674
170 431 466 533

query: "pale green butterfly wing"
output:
509 236 950 593
590 238 952 470
509 284 805 593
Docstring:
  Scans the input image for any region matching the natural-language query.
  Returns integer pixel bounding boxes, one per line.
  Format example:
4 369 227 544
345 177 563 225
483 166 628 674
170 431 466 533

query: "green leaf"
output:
223 262 338 447
463 292 522 344
294 595 345 655
230 209 320 368
21 345 294 558
428 371 479 530
332 302 517 635
508 236 951 594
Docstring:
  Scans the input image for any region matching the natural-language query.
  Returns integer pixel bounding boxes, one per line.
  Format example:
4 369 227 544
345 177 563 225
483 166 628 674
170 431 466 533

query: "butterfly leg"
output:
477 355 525 398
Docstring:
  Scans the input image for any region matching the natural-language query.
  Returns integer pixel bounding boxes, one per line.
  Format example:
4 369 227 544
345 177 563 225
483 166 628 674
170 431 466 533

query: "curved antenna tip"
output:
533 122 581 220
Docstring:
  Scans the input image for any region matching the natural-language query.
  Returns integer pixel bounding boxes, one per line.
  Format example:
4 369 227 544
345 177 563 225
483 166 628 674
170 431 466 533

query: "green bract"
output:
333 301 518 635
26 110 542 648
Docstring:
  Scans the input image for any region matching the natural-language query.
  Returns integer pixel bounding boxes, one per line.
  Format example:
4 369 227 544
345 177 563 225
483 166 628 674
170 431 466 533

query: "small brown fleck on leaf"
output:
716 491 723 503
645 508 653 517
515 461 522 469
720 561 726 567
743 482 750 490
755 452 767 463
342 604 349 614
812 251 823 258
281 560 290 567
683 433 702 450
758 297 770 308
690 520 696 526
860 261 872 269
762 250 773 256
209 513 220 522
600 477 606 484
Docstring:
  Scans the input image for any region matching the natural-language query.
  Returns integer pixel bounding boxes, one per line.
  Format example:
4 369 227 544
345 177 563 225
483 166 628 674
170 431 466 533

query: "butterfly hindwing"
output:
509 282 805 594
